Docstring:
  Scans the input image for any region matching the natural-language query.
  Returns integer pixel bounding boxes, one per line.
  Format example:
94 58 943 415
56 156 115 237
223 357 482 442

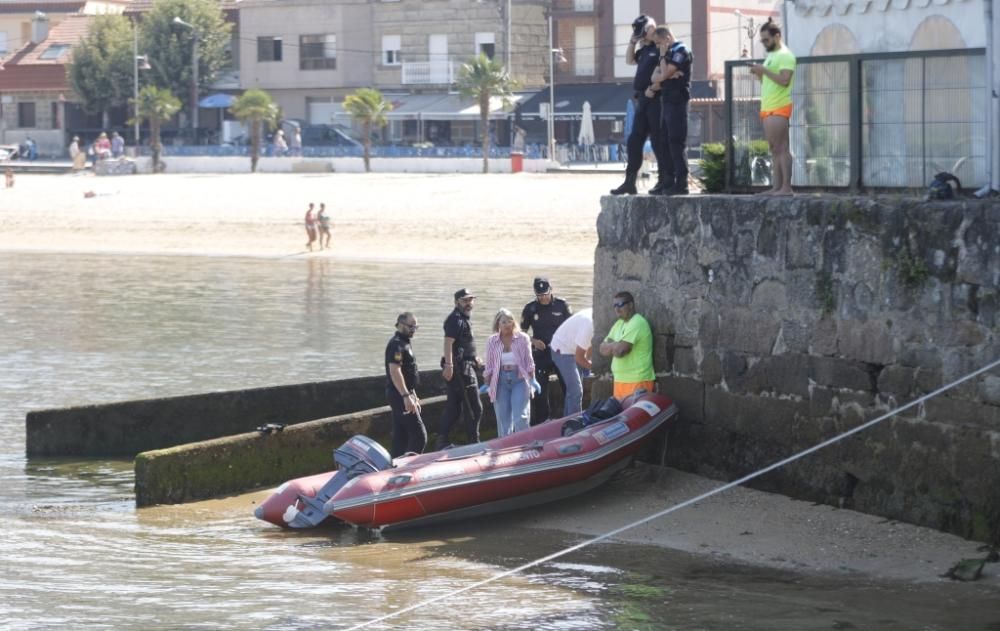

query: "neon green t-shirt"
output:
760 44 796 112
607 313 654 383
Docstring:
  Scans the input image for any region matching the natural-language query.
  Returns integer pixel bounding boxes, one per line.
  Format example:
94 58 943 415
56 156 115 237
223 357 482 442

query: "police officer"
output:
610 15 671 196
649 26 693 195
437 288 483 449
520 277 572 424
385 312 427 458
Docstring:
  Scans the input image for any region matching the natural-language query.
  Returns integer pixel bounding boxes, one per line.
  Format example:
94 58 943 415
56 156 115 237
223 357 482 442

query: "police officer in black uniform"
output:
437 288 483 449
649 26 693 195
611 15 671 196
520 277 572 424
385 312 427 458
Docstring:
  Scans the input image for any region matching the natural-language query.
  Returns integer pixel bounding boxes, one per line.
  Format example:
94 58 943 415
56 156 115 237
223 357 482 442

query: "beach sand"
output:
7 170 997 587
0 172 618 265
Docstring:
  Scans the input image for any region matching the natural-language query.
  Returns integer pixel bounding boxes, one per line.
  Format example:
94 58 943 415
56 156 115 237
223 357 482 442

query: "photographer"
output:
650 26 693 195
610 15 671 196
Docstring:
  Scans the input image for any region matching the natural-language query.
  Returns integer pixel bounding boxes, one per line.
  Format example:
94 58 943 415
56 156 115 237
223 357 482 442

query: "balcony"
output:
401 60 455 85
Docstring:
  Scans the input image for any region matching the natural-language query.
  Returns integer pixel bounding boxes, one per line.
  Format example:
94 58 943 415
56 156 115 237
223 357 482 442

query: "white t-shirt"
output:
549 308 593 355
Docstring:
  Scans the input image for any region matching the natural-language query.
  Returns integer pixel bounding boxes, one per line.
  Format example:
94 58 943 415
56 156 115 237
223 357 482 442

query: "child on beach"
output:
304 203 318 251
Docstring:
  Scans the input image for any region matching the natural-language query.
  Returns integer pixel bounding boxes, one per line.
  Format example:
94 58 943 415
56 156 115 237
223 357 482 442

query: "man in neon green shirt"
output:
598 291 655 400
750 18 796 196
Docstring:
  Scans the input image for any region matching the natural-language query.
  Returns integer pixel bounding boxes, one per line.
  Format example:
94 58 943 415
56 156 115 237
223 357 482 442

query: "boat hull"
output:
327 393 676 530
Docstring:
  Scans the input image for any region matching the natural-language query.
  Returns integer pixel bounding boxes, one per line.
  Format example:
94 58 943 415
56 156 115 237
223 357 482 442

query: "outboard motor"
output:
261 435 393 529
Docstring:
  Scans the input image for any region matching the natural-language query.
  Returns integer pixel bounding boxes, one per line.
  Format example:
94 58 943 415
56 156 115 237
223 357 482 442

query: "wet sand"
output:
8 170 997 590
0 172 618 265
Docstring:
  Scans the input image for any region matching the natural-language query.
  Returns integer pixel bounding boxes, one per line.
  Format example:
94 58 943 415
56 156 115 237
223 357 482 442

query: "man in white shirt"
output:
549 308 593 416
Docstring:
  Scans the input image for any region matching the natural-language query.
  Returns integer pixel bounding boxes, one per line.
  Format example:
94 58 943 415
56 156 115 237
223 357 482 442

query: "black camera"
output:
632 14 650 38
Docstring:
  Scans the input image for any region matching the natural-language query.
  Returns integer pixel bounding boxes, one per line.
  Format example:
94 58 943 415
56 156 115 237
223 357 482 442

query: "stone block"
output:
718 307 780 355
659 376 704 425
942 320 989 347
739 354 810 397
699 308 720 350
776 319 810 354
722 351 748 387
701 352 722 386
750 279 789 312
673 347 699 375
756 216 780 259
980 376 1000 406
925 396 1000 432
837 319 895 365
810 356 874 392
810 316 838 356
877 365 916 399
786 228 818 269
705 388 809 436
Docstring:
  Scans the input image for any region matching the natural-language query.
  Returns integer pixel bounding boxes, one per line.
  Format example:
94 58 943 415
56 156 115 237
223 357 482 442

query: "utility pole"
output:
173 17 199 140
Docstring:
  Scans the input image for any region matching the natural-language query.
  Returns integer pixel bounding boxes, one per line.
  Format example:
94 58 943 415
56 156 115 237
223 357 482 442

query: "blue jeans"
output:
494 367 530 437
552 349 584 417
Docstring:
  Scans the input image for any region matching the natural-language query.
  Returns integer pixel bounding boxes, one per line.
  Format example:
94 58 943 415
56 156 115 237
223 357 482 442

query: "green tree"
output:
132 86 181 173
139 0 231 126
67 14 135 129
230 89 278 173
343 88 392 173
456 53 517 173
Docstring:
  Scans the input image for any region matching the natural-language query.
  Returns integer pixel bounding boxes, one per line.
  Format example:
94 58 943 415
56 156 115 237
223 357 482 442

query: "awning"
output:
199 93 236 108
380 93 520 120
516 81 719 120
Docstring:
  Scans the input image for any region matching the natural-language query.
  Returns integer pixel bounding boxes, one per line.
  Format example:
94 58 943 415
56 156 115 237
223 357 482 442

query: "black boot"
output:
610 177 637 195
648 180 671 195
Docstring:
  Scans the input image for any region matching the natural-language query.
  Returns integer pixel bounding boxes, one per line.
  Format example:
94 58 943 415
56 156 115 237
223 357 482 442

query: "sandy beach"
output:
5 170 997 591
0 172 618 265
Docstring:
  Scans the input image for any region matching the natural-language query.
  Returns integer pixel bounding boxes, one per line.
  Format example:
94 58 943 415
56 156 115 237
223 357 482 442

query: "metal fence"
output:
725 48 987 191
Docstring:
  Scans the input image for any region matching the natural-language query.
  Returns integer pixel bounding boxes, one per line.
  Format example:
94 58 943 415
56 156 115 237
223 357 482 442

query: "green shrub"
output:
699 142 726 193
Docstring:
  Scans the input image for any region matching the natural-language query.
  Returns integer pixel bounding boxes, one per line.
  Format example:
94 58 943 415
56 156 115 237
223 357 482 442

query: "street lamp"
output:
173 16 199 139
546 14 567 162
733 10 743 59
132 23 151 147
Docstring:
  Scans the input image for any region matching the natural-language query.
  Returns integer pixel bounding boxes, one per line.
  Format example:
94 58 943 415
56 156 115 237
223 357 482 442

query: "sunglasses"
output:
613 300 632 309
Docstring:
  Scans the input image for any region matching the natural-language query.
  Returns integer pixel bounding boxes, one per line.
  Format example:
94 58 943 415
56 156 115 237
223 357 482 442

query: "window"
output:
51 102 60 129
475 32 495 59
0 31 7 54
574 0 595 10
613 25 632 78
18 102 36 128
300 34 336 70
575 26 595 75
39 44 70 60
382 35 401 65
257 36 282 62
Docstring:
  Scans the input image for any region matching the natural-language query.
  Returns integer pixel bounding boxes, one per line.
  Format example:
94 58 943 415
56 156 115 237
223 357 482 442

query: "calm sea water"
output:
1 252 995 630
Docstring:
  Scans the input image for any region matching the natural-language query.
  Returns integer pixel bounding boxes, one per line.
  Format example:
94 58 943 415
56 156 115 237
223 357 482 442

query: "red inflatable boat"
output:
256 392 677 531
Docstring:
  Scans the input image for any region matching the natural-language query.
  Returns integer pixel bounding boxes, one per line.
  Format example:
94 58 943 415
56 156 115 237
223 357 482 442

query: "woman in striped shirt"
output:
482 308 537 437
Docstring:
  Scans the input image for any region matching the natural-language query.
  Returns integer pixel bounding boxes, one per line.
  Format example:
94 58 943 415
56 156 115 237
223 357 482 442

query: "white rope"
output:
346 357 1000 631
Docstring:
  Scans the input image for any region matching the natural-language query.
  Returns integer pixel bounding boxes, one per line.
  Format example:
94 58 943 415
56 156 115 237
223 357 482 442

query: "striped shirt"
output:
483 331 535 402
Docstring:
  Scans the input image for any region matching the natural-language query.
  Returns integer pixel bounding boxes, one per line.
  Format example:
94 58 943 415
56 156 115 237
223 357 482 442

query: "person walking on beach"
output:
304 203 318 251
599 291 654 401
273 129 288 157
482 308 536 437
290 128 303 157
549 308 593 417
750 18 796 196
69 136 86 171
436 288 483 449
110 132 124 158
317 203 332 250
521 277 571 424
385 312 427 457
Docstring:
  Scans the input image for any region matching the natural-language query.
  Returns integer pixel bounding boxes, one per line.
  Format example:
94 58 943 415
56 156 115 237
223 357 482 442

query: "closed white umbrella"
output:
577 100 595 146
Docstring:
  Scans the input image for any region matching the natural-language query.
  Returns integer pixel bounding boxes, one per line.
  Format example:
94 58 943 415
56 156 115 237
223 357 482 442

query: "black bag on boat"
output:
561 397 624 436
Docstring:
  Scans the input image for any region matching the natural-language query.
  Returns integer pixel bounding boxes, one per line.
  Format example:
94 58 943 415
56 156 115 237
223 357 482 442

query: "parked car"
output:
282 119 363 148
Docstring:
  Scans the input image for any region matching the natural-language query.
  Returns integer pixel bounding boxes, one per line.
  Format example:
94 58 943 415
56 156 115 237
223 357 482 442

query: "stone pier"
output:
593 194 1000 542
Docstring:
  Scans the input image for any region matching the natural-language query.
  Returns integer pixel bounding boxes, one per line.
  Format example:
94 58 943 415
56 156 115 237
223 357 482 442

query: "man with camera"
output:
610 15 670 196
648 26 693 195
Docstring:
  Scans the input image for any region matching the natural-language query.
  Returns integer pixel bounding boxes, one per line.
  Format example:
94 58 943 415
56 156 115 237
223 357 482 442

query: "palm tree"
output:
343 88 392 173
132 86 181 173
457 53 518 173
230 89 279 173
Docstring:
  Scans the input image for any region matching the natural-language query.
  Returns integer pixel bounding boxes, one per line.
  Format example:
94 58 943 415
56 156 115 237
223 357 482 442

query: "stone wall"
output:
593 194 1000 542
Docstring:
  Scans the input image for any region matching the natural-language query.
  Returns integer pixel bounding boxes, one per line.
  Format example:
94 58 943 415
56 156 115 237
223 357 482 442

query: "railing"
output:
156 142 623 161
724 48 987 191
401 60 456 85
